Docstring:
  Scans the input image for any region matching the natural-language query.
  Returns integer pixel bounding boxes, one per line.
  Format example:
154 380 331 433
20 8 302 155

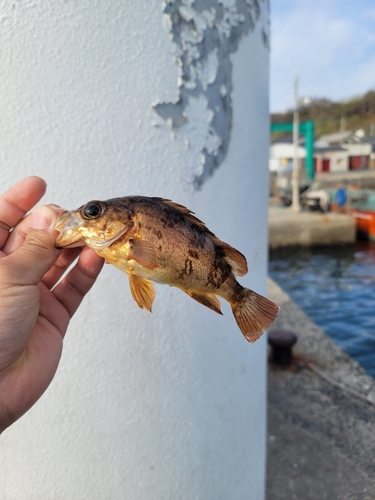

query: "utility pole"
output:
292 75 300 212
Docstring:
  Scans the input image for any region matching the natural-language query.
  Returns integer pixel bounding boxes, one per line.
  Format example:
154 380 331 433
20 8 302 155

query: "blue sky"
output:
270 0 375 112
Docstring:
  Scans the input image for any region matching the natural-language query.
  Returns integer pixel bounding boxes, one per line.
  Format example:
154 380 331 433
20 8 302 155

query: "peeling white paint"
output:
153 0 269 187
197 48 218 90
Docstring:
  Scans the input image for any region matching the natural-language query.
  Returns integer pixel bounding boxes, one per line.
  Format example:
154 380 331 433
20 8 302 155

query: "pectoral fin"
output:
128 239 159 270
187 291 222 315
129 274 155 312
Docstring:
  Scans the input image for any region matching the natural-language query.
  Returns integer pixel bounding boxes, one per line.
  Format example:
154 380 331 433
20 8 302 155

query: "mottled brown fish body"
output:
55 196 279 342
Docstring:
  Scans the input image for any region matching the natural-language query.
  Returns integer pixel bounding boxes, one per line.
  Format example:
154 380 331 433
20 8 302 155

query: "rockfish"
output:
55 196 279 342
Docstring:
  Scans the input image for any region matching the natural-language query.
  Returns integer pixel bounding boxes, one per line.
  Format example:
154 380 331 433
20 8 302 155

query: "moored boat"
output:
302 185 375 240
348 208 375 241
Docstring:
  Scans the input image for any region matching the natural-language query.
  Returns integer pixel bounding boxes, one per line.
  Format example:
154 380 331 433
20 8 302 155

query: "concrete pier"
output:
269 206 356 249
266 279 375 499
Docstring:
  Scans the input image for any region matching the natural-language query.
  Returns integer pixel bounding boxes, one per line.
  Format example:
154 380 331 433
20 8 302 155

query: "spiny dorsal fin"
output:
129 274 155 312
220 242 248 277
152 198 215 235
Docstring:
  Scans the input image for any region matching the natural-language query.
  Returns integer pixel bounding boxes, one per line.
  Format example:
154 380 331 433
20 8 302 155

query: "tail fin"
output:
231 288 280 343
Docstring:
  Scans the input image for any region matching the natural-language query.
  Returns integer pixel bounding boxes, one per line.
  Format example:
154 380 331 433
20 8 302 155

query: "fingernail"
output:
31 207 52 230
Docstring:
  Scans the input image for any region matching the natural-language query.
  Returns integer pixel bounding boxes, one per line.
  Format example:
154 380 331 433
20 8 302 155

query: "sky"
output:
270 0 375 113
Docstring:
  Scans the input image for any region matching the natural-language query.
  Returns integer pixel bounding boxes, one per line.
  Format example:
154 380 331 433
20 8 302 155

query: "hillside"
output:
271 90 375 138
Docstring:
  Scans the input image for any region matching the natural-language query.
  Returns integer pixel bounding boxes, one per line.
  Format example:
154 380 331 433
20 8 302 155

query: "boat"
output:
301 185 375 240
333 189 375 241
348 209 375 240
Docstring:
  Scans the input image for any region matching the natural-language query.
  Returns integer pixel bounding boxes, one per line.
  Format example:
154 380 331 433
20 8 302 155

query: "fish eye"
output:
81 201 105 220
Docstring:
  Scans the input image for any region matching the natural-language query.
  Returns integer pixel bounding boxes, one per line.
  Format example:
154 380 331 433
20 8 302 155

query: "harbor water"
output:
269 241 375 378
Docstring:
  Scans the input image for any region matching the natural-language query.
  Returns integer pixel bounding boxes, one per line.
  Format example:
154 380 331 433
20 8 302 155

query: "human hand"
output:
0 177 104 433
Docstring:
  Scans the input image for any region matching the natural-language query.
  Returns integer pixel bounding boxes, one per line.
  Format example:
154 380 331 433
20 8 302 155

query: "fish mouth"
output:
54 211 85 249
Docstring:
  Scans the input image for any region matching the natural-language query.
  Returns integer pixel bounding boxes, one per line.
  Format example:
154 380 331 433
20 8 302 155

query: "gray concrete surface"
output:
316 170 375 185
266 279 375 500
269 206 355 249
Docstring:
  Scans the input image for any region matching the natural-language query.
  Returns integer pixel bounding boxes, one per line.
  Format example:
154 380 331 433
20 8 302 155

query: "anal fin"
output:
129 274 155 312
187 291 222 315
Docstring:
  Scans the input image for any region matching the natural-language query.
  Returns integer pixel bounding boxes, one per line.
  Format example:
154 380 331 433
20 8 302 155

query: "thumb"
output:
5 206 61 286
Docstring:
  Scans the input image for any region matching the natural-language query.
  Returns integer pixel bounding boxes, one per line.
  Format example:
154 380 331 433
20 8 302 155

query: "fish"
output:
54 196 279 342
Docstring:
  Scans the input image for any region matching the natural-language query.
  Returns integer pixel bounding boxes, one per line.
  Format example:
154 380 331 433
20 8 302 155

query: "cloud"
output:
270 0 375 112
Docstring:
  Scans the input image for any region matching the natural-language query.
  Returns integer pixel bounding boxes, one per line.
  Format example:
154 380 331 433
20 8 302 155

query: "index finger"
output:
0 176 47 248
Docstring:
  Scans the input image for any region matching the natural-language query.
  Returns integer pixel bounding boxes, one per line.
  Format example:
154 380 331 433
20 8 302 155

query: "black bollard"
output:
268 329 297 365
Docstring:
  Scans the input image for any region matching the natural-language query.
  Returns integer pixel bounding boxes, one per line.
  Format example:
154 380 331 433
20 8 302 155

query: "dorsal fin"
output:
152 198 215 235
220 242 248 277
154 198 248 276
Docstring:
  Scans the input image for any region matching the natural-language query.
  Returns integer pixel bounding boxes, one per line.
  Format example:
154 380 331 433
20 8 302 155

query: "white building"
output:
269 140 306 173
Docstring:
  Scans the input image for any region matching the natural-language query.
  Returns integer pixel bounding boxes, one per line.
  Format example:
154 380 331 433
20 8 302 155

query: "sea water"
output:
269 241 375 378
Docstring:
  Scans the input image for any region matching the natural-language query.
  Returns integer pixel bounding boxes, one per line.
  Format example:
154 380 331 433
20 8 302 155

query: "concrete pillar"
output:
0 2 270 498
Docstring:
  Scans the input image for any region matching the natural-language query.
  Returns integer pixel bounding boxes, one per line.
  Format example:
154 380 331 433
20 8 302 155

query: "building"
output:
269 138 306 174
315 130 373 172
270 128 375 178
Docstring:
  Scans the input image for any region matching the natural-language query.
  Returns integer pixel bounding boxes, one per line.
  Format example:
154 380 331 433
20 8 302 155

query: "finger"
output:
2 205 65 257
0 177 46 248
52 247 104 321
41 247 82 290
1 206 60 286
